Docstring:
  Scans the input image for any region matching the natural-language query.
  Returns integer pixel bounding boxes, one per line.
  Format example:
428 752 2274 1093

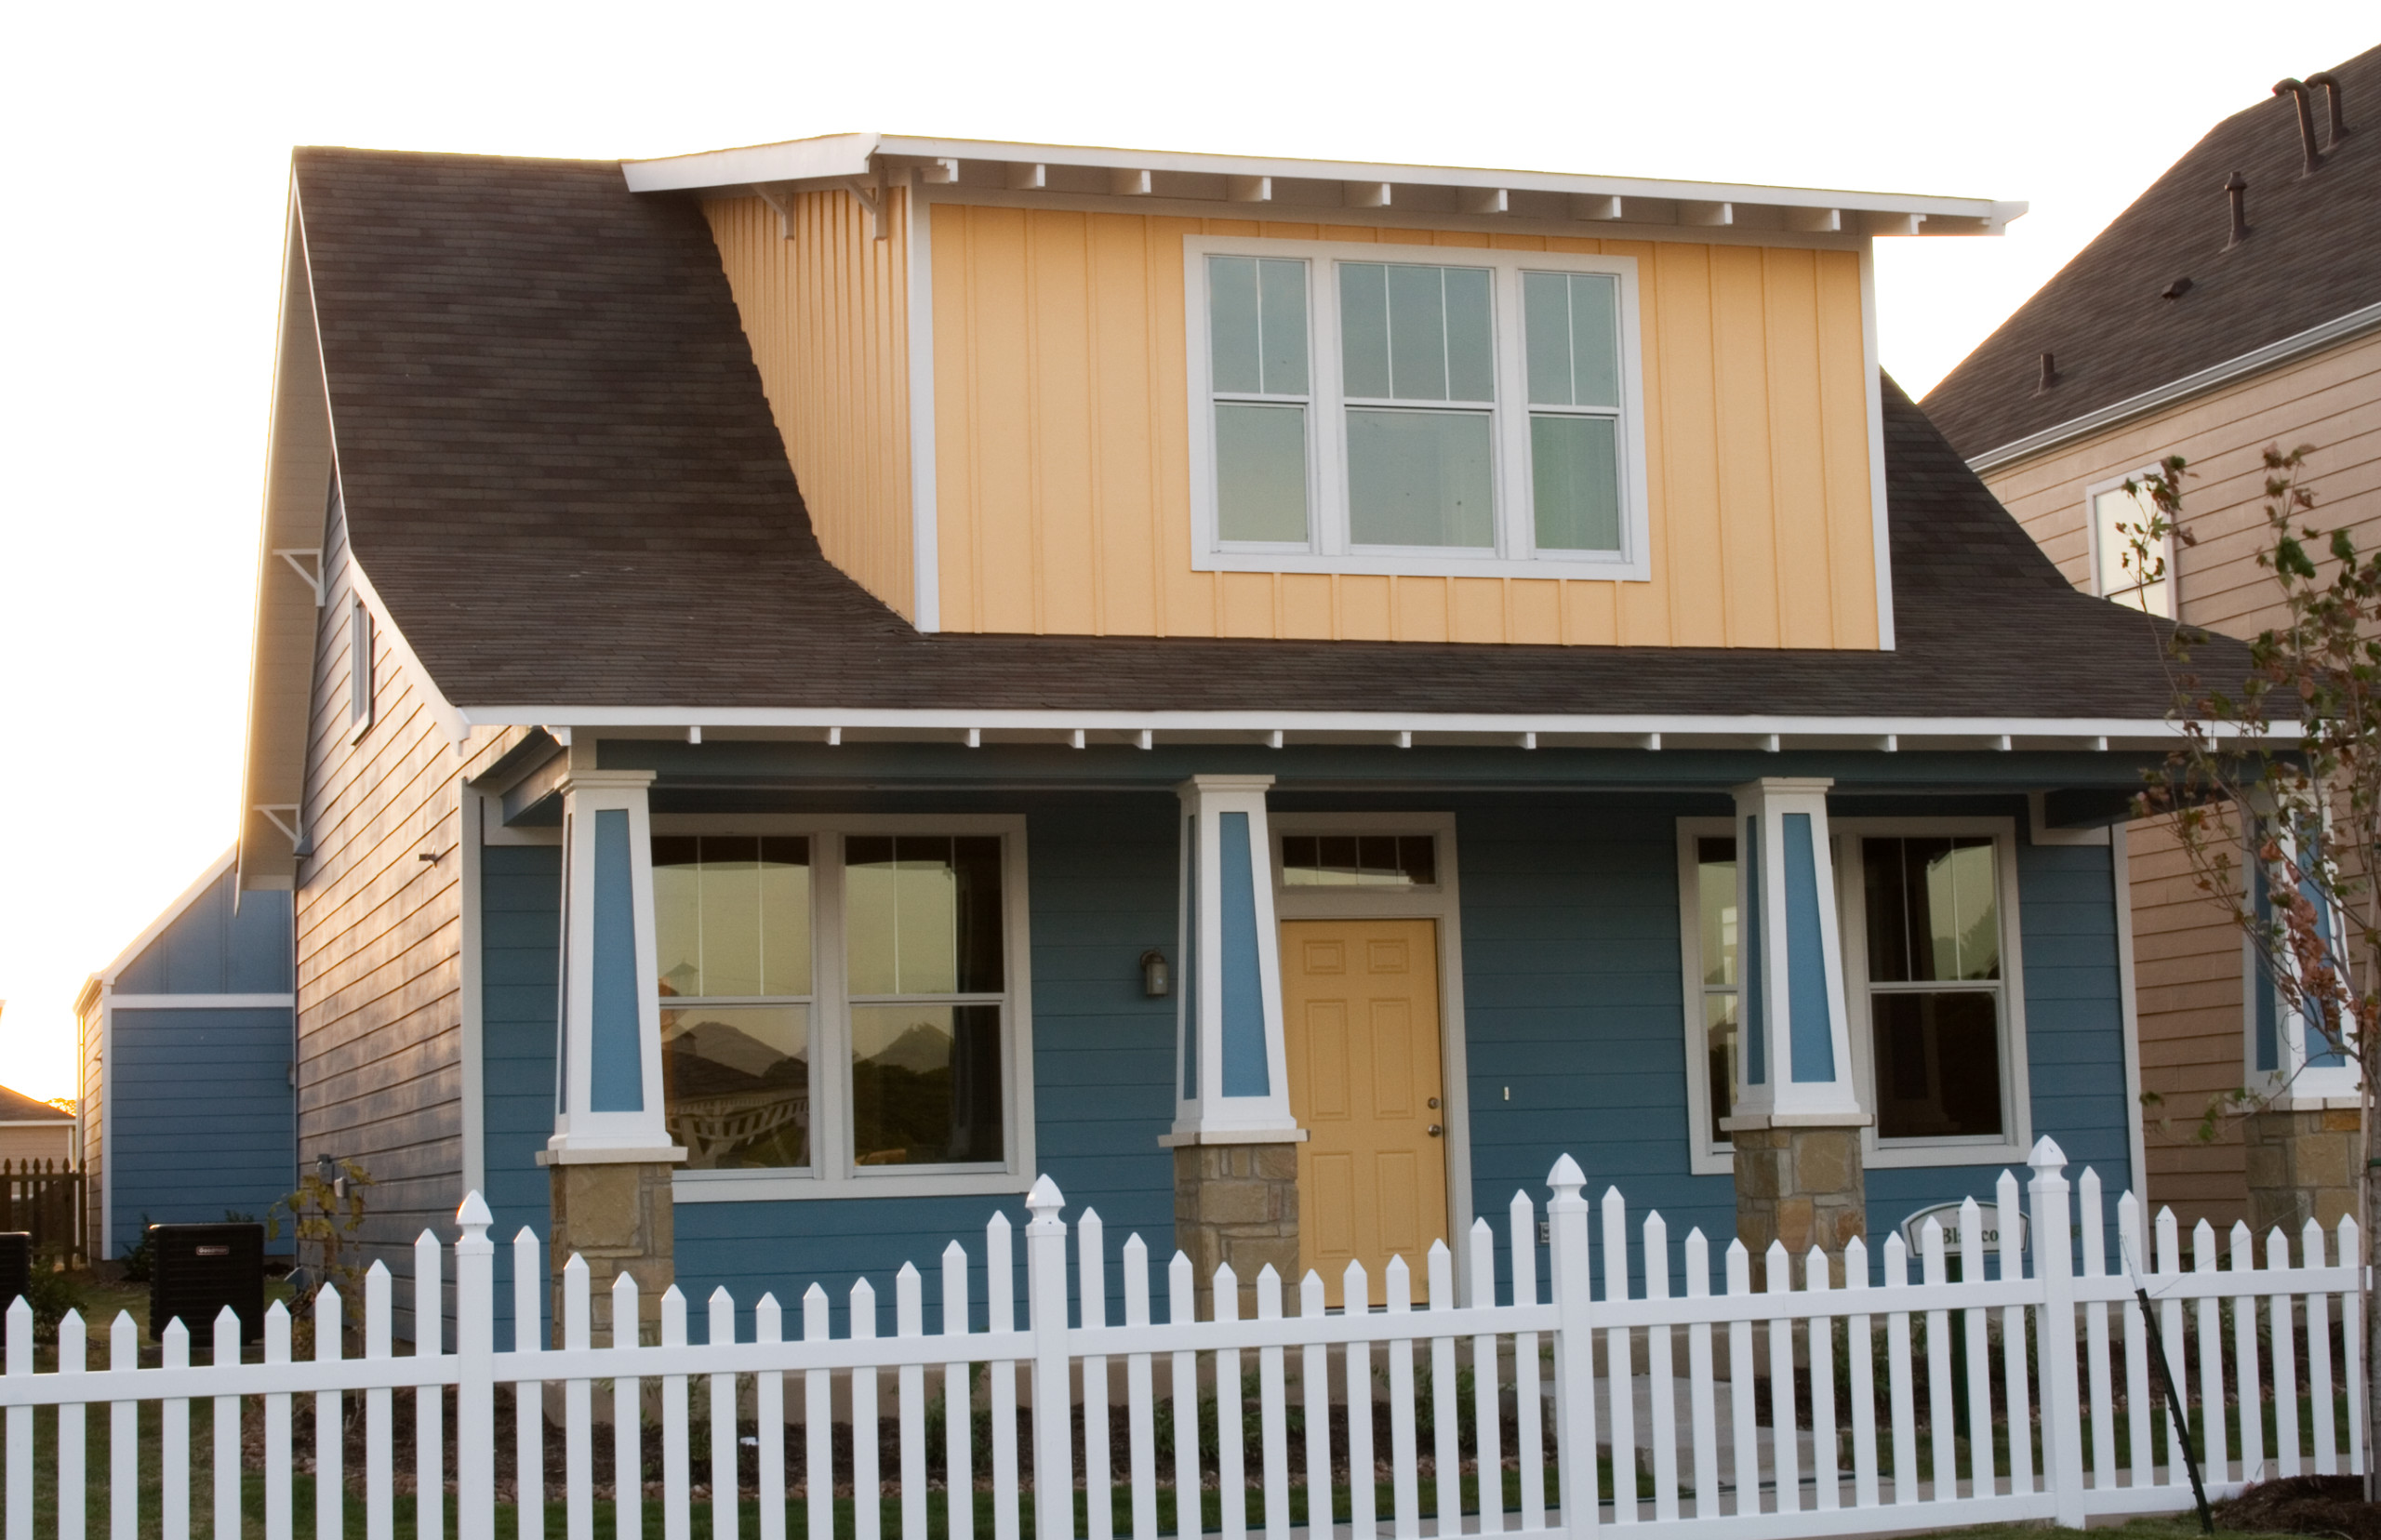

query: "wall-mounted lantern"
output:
1139 949 1172 998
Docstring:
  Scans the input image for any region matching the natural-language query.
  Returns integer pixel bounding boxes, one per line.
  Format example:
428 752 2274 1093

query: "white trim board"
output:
1967 299 2381 475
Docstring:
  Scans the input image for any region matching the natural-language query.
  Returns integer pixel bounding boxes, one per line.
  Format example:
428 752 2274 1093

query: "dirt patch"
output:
2215 1476 2381 1540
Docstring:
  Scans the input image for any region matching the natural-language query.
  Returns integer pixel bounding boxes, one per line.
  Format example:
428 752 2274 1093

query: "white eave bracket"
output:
273 549 324 606
255 804 304 846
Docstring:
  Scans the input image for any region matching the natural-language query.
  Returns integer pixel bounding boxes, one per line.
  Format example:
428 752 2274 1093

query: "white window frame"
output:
347 600 375 742
1676 815 2033 1174
655 814 1036 1202
2084 466 2175 617
1183 234 1653 582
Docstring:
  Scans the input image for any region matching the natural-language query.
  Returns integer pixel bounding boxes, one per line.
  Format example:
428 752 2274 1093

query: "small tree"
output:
2125 445 2379 1494
278 1156 375 1305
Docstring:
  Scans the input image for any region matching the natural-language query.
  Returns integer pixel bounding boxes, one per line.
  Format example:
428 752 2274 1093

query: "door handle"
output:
1428 1124 1443 1137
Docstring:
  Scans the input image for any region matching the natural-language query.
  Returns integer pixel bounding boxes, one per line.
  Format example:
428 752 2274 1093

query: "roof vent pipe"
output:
2306 71 2353 148
2274 79 2326 174
2225 172 2250 247
2037 351 2058 392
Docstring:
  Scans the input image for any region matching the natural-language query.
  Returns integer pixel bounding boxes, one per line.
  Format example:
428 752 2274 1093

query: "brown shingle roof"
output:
0 1085 70 1122
295 146 2234 722
1922 46 2381 461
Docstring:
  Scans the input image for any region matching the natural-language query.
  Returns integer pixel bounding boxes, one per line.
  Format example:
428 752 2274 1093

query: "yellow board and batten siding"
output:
930 206 1880 647
703 190 918 622
698 188 1882 648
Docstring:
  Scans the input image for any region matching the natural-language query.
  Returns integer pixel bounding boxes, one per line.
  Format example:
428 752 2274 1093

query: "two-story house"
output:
231 133 2232 1345
1923 46 2377 1239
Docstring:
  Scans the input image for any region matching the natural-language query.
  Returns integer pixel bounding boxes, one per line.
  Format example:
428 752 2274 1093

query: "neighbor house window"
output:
653 822 1029 1198
347 601 375 740
1190 237 1648 580
2089 472 2172 617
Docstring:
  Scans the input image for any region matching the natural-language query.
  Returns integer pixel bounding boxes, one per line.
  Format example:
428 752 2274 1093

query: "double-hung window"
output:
654 818 1033 1200
2087 469 2173 617
1189 237 1649 579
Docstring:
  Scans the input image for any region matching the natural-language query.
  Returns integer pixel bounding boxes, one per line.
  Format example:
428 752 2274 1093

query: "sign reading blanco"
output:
1899 1201 2029 1255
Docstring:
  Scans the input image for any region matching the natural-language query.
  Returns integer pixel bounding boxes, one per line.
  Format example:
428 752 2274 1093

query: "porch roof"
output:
291 148 2253 740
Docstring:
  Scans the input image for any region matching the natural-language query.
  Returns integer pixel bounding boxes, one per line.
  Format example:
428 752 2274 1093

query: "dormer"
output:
628 134 2021 649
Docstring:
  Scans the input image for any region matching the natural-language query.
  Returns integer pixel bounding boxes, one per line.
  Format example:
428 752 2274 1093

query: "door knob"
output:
1428 1124 1443 1137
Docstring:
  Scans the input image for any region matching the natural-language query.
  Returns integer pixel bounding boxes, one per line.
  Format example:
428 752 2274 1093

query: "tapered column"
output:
1721 777 1867 1280
1165 775 1299 1317
543 762 681 1334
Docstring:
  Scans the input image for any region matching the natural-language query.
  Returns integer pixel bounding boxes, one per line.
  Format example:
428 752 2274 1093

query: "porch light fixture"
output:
1139 949 1171 998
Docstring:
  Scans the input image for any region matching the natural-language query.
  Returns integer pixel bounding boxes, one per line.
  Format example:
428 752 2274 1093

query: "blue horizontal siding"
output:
480 843 561 1351
109 1006 294 1255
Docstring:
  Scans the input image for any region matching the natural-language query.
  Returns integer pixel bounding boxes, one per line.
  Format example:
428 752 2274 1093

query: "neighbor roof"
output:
1923 46 2381 467
291 147 2230 731
0 1085 71 1123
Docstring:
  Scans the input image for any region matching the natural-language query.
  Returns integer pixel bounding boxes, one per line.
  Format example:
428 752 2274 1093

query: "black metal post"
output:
2138 1286 2215 1534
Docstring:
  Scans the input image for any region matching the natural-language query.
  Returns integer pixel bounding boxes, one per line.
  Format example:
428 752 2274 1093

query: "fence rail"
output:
0 1135 2367 1540
0 1162 84 1267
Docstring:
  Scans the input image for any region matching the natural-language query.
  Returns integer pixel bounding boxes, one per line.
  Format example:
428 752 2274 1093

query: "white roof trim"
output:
1968 299 2381 473
97 847 236 989
622 132 2023 233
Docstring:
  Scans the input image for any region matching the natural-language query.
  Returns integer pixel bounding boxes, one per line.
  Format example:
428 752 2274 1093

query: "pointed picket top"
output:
1683 1228 1710 1298
5 1292 29 1336
1882 1229 1909 1281
989 1209 1013 1237
163 1315 189 1353
1763 1240 1791 1293
898 1260 922 1282
2305 1215 2329 1268
456 1189 494 1238
1257 1266 1282 1319
803 1281 829 1309
944 1239 969 1266
1471 1216 1493 1241
710 1284 734 1307
1844 1234 1870 1287
1342 1256 1370 1309
1547 1153 1586 1200
1025 1174 1065 1229
2231 1219 2255 1251
2192 1216 2217 1268
2337 1210 2360 1261
1804 1245 1830 1291
613 1271 641 1310
850 1274 877 1325
1724 1238 1750 1294
756 1293 782 1341
564 1254 590 1284
1996 1167 2020 1208
2029 1134 2068 1171
1385 1253 1412 1310
1300 1268 1325 1317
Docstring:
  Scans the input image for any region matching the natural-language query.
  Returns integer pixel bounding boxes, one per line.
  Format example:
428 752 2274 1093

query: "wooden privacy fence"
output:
0 1135 2369 1540
0 1162 83 1266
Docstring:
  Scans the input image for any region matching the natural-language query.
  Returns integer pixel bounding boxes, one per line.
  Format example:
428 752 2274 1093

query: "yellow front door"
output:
1283 918 1448 1306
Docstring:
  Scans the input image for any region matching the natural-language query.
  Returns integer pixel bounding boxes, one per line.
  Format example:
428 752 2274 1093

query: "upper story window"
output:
1187 237 1650 582
2088 471 2172 617
347 601 375 741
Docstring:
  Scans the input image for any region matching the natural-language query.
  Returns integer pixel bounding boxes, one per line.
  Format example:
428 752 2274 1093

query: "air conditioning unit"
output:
148 1223 266 1344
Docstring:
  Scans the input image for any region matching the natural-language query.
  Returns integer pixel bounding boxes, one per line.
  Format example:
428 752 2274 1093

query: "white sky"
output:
0 2 2372 1101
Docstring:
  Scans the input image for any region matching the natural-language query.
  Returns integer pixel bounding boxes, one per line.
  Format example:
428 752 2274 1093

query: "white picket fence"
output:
0 1135 2367 1540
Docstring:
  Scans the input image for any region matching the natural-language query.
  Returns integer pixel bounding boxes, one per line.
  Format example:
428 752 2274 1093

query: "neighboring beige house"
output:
0 1083 76 1166
1924 46 2380 1235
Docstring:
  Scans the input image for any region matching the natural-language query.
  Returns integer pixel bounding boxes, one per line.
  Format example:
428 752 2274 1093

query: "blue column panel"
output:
1217 811 1270 1096
590 808 645 1112
1783 812 1837 1082
1743 816 1765 1085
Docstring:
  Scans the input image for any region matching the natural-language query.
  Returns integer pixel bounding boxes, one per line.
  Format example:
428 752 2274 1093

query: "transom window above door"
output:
1186 237 1651 582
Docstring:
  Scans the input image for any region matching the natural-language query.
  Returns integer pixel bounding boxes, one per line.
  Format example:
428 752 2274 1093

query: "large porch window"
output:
652 818 1034 1201
1677 817 2030 1173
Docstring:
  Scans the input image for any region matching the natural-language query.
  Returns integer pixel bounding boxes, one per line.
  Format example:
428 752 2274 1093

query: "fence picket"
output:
264 1301 291 1540
3 1298 22 1540
1683 1228 1717 1520
1725 1241 1757 1515
1547 1157 1601 1533
662 1287 691 1540
1217 1265 1249 1540
1763 1242 1797 1516
2343 1215 2366 1475
161 1318 188 1540
2306 1218 2337 1475
2191 1220 2226 1481
1806 1248 1838 1513
1603 1188 1638 1523
416 1230 446 1540
803 1285 832 1540
1845 1236 1879 1510
2078 1171 2114 1491
1644 1213 1678 1524
211 1308 238 1540
110 1310 136 1540
565 1257 593 1540
1300 1269 1334 1540
2156 1208 2188 1487
1167 1252 1197 1540
58 1311 84 1540
2230 1224 2265 1482
899 1266 928 1540
1998 1171 2033 1497
366 1263 394 1540
1079 1213 1112 1540
990 1215 1021 1540
1956 1199 1990 1497
1882 1235 1917 1507
615 1273 645 1540
1344 1260 1377 1540
2117 1195 2153 1488
711 1287 741 1540
1257 1267 1289 1540
314 1286 342 1540
1426 1243 1459 1535
458 1195 496 1540
1124 1238 1155 1540
1457 1218 1495 1533
1921 1220 1955 1504
2267 1230 2300 1480
1025 1181 1071 1540
851 1280 880 1540
945 1241 978 1540
515 1232 545 1540
1508 1192 1544 1533
2031 1139 2083 1527
756 1294 787 1540
1385 1256 1417 1540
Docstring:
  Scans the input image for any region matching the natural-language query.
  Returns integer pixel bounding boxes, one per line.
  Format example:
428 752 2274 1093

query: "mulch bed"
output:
2216 1476 2381 1539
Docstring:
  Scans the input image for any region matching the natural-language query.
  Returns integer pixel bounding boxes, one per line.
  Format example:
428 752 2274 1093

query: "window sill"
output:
672 1168 1033 1203
1865 1137 2033 1170
1193 548 1649 582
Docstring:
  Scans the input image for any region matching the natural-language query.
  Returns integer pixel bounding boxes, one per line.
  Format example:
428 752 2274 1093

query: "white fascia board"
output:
98 847 239 989
457 704 2281 746
620 131 2017 232
1969 299 2381 474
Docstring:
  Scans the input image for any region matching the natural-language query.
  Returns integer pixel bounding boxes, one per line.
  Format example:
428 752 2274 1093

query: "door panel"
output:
1284 917 1447 1306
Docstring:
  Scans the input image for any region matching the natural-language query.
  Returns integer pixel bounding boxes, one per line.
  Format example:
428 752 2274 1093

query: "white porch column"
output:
547 767 681 1162
1166 775 1299 1319
1723 777 1867 1281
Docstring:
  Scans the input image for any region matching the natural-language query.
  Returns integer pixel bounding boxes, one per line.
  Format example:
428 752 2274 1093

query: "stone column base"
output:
2245 1105 2361 1238
548 1159 677 1344
1172 1140 1299 1321
1724 1116 1867 1285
